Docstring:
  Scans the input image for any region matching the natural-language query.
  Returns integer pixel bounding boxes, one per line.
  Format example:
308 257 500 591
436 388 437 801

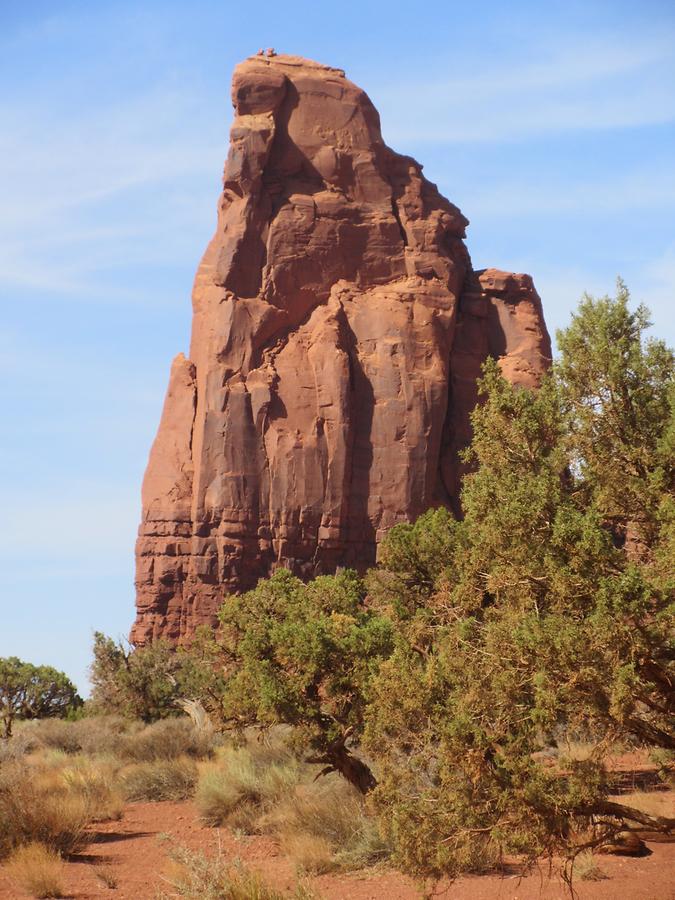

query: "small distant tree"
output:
89 630 222 723
0 657 82 738
214 568 394 793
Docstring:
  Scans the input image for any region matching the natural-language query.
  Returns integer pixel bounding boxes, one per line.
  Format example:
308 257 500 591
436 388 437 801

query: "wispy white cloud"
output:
0 78 225 297
458 166 675 218
374 32 675 143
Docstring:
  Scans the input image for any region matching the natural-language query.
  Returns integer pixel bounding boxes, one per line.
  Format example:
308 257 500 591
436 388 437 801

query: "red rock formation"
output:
131 55 551 645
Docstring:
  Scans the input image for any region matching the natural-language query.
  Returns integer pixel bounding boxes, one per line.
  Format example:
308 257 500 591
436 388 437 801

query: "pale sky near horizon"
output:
1 0 674 695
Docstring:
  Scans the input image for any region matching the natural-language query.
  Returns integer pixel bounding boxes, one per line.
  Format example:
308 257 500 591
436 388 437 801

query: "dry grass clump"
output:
157 843 317 900
93 863 118 889
268 777 389 873
195 744 301 832
279 833 335 875
120 756 198 801
573 850 608 881
0 729 40 762
4 842 67 898
24 716 137 757
0 763 90 859
195 739 388 873
119 717 215 763
59 756 124 822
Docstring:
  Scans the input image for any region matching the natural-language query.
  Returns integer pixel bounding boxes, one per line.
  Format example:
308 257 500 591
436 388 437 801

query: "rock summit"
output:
131 54 551 644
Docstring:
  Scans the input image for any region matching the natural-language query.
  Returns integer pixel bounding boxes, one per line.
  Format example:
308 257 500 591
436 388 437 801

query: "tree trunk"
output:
327 744 377 794
308 738 377 794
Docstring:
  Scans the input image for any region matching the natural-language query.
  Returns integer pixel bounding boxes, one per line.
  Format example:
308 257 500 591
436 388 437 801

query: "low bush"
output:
196 744 301 832
0 764 89 859
17 715 214 763
0 728 40 762
27 719 85 754
573 851 608 882
5 842 66 899
120 757 198 802
157 843 317 900
20 715 139 758
268 778 389 872
120 717 215 763
59 757 124 822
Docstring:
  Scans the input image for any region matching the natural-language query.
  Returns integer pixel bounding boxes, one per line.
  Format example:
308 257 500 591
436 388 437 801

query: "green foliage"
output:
0 657 82 739
367 507 459 621
215 569 394 792
82 283 672 882
89 629 220 722
364 285 674 877
556 280 674 544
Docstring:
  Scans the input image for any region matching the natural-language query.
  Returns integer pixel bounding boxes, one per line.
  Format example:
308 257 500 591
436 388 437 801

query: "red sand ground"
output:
1 752 672 898
0 794 673 900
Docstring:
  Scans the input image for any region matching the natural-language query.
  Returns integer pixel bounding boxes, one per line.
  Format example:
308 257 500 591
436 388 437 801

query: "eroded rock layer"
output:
131 55 551 644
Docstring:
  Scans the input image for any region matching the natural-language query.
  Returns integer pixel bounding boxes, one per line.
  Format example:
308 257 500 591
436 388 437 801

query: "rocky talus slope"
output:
131 54 551 644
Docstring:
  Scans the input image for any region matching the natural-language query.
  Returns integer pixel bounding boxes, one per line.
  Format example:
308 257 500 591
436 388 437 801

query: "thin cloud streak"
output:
458 167 675 218
373 33 675 144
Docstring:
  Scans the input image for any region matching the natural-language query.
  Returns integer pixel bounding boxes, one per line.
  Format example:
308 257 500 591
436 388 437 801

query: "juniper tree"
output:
0 657 81 738
364 287 674 878
214 568 394 792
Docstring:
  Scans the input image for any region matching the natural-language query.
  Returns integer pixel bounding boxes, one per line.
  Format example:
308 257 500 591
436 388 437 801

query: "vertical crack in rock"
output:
131 54 551 645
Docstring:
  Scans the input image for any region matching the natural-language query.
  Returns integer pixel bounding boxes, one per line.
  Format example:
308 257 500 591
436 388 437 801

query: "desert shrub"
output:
89 630 219 723
214 569 394 793
21 714 140 758
0 657 82 738
25 715 215 764
5 842 66 899
119 716 215 762
59 757 124 822
28 718 87 754
267 777 389 872
74 715 140 757
573 851 608 881
157 843 316 900
0 727 40 762
120 757 198 801
196 744 301 832
0 763 89 859
364 288 675 878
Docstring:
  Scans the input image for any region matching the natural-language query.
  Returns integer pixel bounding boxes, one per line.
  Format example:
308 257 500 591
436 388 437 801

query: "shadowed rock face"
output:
131 55 551 645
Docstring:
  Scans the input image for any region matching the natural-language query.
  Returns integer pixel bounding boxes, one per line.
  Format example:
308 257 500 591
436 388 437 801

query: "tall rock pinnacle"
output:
131 55 551 644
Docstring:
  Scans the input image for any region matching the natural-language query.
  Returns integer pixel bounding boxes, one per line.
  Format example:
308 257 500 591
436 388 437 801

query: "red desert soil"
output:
0 792 673 900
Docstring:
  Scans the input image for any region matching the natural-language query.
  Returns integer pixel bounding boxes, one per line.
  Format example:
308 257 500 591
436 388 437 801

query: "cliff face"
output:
131 55 551 645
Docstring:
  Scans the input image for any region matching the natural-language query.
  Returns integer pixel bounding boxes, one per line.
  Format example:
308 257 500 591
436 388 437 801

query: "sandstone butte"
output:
131 53 552 645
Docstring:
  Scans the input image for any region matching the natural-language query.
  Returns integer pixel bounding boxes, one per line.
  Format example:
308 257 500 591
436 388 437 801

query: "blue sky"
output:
1 0 673 695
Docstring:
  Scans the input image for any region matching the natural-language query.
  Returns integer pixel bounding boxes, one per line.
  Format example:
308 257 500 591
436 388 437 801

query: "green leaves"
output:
556 281 674 542
363 286 674 874
215 570 394 790
0 657 81 738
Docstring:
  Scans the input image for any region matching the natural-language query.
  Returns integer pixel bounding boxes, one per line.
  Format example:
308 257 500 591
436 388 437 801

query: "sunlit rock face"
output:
131 54 551 645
